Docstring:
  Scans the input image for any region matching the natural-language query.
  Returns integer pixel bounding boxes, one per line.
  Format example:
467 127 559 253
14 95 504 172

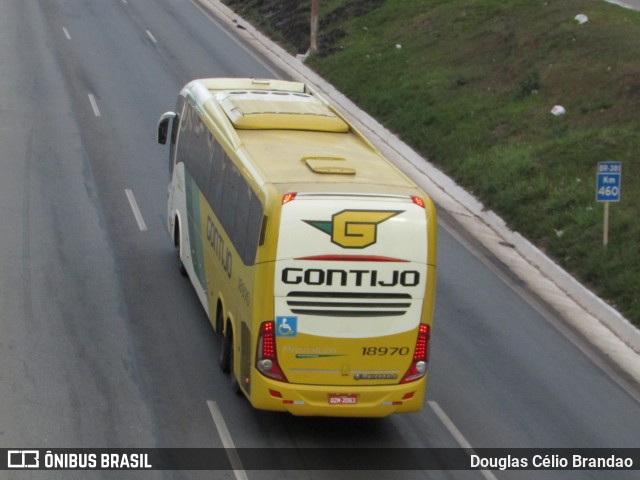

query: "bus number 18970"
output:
361 346 410 356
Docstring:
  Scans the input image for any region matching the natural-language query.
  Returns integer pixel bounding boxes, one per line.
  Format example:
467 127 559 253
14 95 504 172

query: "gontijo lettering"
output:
206 216 232 278
281 268 420 287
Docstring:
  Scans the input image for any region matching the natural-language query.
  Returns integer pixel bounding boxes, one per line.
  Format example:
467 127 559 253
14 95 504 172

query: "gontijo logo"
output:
304 210 402 248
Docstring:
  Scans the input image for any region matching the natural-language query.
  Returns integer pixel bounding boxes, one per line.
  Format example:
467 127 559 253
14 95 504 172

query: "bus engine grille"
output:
286 291 411 317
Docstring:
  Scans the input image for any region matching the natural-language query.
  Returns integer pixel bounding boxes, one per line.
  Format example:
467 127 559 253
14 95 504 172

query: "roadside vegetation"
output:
223 0 640 328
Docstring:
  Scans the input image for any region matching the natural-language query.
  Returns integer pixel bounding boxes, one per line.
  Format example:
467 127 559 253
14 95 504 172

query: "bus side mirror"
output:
157 111 176 145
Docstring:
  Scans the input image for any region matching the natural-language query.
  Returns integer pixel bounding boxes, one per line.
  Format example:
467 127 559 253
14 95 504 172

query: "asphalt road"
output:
0 1 639 479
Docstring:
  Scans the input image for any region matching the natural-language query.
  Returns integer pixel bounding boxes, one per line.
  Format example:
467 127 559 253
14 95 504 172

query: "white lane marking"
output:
145 29 157 44
206 400 248 480
188 0 279 77
121 0 128 4
428 401 498 480
125 189 148 231
62 27 71 40
88 93 101 117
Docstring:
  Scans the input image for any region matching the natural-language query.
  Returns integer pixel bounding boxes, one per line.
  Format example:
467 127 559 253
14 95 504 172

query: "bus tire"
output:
174 220 188 277
228 329 241 395
218 316 231 373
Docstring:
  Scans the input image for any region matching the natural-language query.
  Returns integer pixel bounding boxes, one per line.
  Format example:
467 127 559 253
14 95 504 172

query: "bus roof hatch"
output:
216 91 349 133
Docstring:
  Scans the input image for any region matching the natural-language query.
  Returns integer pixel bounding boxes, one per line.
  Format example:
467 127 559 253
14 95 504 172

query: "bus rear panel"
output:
251 193 435 416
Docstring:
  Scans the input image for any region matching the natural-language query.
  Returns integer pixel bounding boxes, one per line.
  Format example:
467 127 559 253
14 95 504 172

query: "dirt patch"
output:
224 0 384 55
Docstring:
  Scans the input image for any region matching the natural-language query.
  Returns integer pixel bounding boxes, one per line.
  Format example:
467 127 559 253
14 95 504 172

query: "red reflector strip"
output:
411 196 425 208
282 192 296 204
295 255 409 262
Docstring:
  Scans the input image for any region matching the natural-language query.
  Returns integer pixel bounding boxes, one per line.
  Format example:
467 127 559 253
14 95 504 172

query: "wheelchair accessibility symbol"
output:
276 316 298 337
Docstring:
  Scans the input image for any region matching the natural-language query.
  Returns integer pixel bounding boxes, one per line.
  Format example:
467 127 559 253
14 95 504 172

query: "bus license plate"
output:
328 394 358 405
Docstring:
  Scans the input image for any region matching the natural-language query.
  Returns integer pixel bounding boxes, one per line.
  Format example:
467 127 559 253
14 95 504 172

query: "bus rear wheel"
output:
217 313 231 373
174 221 188 277
228 329 241 395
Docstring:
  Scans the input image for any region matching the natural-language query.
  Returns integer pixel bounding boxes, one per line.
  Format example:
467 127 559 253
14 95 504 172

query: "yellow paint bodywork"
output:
171 78 437 417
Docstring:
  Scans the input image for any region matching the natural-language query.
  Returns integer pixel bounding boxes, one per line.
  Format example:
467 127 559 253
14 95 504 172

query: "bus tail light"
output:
400 324 430 383
282 192 297 204
411 196 425 208
256 321 288 382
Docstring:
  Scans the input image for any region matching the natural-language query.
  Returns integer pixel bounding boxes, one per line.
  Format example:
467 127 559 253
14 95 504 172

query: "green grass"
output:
223 0 640 326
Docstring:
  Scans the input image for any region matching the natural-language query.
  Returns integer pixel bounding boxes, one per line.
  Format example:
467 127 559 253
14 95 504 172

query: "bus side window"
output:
177 101 213 192
220 160 240 241
245 194 264 262
169 114 180 174
203 135 263 265
207 136 225 209
169 96 186 174
176 103 194 176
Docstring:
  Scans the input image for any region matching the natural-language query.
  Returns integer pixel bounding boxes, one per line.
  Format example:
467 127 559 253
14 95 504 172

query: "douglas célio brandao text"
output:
470 453 634 471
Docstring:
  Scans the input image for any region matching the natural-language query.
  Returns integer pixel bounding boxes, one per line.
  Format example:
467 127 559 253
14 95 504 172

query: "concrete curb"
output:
605 0 640 12
197 0 640 383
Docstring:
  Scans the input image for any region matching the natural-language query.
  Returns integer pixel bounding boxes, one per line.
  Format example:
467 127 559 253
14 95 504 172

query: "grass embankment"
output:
223 0 640 328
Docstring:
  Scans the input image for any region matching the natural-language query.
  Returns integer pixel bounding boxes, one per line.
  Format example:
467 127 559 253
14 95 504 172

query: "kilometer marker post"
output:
603 202 610 247
595 161 622 247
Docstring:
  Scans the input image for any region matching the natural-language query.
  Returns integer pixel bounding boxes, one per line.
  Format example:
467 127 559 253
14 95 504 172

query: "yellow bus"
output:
157 78 437 417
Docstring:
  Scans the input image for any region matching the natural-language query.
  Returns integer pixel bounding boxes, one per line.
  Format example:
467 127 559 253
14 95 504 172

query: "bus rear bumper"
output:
250 376 427 417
